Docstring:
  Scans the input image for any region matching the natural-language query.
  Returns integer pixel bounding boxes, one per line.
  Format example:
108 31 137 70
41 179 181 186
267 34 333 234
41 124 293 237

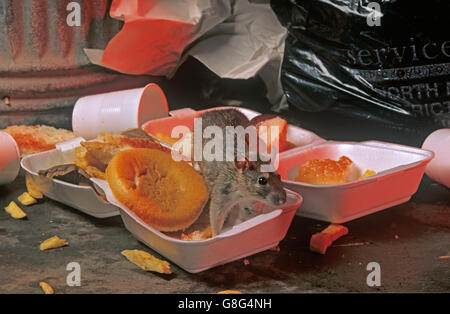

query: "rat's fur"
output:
197 109 286 236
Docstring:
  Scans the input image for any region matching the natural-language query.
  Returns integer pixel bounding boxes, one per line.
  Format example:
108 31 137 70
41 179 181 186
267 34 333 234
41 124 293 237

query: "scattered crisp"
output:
39 282 54 294
18 192 37 206
310 224 349 255
40 236 68 251
26 174 43 199
359 170 376 179
217 290 242 294
121 249 171 274
4 201 27 219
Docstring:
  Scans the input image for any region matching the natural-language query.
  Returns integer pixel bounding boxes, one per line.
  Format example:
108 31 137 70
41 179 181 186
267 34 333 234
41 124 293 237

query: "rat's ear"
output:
235 160 248 172
235 156 257 173
235 156 252 173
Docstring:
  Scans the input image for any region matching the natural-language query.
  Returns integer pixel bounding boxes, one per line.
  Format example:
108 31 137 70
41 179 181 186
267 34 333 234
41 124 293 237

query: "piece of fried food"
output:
1 125 74 155
155 131 194 159
153 132 181 146
107 148 208 232
75 132 169 179
26 174 43 199
310 224 349 254
39 282 54 294
295 156 361 185
217 290 243 294
359 169 376 179
180 226 212 241
4 201 27 219
121 249 171 274
40 236 68 251
18 192 37 206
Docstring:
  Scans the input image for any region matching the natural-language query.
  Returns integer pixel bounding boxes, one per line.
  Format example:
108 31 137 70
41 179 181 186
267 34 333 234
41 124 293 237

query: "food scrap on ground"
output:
39 282 54 294
25 174 43 199
217 290 243 294
4 201 27 219
310 224 349 254
40 236 68 251
18 192 37 206
121 249 171 274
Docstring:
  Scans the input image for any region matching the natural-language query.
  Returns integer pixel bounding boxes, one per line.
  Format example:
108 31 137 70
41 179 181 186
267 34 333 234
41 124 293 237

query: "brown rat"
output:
196 109 286 236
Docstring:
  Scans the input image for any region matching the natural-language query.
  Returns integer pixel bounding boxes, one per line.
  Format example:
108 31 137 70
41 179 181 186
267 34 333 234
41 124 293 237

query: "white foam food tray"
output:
277 141 434 223
91 178 303 273
20 138 120 218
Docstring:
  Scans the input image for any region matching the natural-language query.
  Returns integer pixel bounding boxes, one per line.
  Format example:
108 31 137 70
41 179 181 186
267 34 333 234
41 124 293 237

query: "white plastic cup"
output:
0 132 20 185
422 128 450 188
72 83 169 140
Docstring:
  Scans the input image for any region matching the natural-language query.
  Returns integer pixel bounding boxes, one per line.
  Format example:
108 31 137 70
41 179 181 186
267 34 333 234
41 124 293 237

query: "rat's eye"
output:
258 176 268 185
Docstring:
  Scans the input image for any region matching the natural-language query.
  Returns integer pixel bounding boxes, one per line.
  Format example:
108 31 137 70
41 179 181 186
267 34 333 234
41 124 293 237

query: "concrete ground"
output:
0 59 449 293
0 173 449 293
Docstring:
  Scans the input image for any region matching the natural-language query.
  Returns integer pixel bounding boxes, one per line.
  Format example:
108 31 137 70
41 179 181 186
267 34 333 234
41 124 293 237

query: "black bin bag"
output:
271 0 450 136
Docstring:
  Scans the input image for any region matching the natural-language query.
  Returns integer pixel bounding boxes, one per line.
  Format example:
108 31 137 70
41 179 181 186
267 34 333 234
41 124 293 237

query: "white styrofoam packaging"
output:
422 128 450 188
20 138 120 218
72 83 169 140
0 131 21 185
277 140 434 223
91 178 303 273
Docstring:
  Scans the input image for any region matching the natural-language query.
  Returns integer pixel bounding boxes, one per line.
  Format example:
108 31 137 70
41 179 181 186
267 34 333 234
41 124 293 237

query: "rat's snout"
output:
268 189 287 206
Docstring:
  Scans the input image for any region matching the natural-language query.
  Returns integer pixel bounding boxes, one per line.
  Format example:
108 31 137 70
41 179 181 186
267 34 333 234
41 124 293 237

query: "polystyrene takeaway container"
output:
277 140 434 223
142 106 325 154
20 138 120 218
91 178 303 273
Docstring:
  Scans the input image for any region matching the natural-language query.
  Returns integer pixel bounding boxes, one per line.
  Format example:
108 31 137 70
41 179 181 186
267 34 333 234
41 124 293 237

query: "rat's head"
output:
235 158 286 206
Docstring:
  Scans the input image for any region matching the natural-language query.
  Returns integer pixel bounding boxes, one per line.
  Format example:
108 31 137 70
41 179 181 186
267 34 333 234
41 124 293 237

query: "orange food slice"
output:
106 148 208 231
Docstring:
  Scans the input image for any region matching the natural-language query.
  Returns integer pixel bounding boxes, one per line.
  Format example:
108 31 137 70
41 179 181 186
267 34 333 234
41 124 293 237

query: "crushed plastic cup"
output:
0 132 20 185
72 83 169 140
422 128 450 188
